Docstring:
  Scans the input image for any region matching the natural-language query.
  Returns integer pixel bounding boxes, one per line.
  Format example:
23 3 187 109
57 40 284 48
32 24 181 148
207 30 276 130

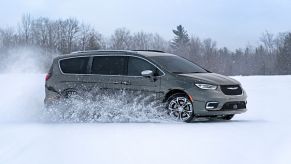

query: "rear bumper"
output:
44 87 61 107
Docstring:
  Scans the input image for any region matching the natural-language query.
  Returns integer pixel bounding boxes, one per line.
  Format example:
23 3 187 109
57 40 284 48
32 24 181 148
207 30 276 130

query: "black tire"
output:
220 114 234 120
62 89 78 99
166 93 194 123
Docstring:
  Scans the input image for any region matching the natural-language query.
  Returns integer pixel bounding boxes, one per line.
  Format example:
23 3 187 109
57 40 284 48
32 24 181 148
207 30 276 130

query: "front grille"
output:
221 101 246 110
220 85 242 95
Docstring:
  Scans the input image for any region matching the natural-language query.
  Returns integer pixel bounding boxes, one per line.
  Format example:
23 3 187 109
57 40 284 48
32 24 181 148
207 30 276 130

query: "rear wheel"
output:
166 93 194 123
62 89 78 99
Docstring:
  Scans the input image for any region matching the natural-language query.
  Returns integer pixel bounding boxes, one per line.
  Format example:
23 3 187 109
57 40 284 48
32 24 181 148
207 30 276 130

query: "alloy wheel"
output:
168 96 193 122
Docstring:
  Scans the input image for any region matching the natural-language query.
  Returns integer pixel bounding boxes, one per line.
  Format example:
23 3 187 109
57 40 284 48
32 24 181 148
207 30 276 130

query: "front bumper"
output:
186 87 247 116
193 100 247 116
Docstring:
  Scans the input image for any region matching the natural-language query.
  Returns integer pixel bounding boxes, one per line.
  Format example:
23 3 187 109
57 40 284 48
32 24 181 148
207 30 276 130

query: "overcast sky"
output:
1 0 290 50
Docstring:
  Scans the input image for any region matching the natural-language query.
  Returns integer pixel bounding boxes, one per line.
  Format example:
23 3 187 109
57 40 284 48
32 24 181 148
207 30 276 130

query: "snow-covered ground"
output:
0 74 291 164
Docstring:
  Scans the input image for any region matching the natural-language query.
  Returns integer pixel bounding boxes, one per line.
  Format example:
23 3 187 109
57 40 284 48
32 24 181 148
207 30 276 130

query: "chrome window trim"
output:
58 54 166 77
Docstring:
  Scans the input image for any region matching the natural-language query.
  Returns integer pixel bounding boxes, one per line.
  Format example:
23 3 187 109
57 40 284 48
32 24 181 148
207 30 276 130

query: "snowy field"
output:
0 74 291 164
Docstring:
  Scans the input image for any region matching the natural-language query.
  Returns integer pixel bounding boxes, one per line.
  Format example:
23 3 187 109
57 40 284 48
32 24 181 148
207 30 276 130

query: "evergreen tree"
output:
171 25 190 58
171 25 190 49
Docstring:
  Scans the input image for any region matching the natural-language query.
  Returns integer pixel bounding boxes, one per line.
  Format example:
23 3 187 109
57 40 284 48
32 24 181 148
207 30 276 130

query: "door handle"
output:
121 81 131 85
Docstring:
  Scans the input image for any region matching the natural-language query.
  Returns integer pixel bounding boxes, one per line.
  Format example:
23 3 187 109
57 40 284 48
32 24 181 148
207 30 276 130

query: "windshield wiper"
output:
172 71 207 74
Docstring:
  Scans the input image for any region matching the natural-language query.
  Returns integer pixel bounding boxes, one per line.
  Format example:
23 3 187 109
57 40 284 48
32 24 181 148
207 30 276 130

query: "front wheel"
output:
166 93 194 123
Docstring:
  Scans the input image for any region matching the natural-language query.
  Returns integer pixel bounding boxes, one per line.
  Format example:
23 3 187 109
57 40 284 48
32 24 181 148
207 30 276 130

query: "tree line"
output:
0 14 290 75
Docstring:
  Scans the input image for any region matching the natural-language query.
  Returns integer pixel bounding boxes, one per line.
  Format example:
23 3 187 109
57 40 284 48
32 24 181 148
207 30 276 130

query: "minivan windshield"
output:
150 56 208 74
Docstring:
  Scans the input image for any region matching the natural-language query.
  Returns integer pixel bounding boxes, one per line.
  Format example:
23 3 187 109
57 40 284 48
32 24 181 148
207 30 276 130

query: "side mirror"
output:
141 70 153 77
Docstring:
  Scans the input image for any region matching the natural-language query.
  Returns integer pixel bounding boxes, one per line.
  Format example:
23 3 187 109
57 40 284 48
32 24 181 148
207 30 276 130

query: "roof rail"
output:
132 50 165 53
71 50 103 54
71 50 166 54
71 51 85 54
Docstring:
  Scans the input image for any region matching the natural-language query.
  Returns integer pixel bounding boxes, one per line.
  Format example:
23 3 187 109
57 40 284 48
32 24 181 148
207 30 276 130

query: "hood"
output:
178 73 240 85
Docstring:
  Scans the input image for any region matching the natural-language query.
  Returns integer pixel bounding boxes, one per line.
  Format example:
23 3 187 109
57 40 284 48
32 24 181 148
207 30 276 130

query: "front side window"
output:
60 57 89 74
91 56 126 75
127 57 161 76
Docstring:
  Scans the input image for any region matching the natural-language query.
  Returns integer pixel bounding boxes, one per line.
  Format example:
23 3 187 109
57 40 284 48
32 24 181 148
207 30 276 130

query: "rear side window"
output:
91 56 126 75
127 57 161 76
59 57 89 74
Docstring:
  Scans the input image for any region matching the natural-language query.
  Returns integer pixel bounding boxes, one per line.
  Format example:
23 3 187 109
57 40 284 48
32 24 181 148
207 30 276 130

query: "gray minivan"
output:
45 50 247 122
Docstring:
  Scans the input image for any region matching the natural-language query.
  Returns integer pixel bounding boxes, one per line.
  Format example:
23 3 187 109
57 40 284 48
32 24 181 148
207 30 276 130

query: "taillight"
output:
45 73 51 81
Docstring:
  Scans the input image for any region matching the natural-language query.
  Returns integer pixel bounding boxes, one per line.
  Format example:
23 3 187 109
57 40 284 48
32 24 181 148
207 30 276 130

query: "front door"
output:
121 56 163 101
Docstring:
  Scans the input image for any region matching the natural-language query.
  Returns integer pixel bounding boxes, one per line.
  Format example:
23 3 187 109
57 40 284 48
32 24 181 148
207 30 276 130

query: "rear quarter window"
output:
59 57 89 74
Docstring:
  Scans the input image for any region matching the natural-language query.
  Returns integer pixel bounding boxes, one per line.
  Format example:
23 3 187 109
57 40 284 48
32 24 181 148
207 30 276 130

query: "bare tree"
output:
87 30 105 50
55 18 79 53
150 33 168 51
66 18 79 53
110 28 132 50
260 31 275 54
78 24 105 51
79 24 91 51
31 17 50 49
202 38 217 68
0 27 18 49
0 17 289 75
131 32 151 50
277 33 291 74
189 36 202 63
18 14 32 45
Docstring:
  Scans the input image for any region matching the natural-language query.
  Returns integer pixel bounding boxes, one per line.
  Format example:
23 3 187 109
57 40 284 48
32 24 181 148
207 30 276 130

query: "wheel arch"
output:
163 89 193 103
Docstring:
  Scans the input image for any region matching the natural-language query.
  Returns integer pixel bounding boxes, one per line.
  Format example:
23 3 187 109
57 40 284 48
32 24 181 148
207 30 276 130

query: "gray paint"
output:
45 50 247 121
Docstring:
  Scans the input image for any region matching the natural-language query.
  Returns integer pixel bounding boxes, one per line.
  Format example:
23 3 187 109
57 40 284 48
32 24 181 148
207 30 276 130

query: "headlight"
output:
195 83 217 90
